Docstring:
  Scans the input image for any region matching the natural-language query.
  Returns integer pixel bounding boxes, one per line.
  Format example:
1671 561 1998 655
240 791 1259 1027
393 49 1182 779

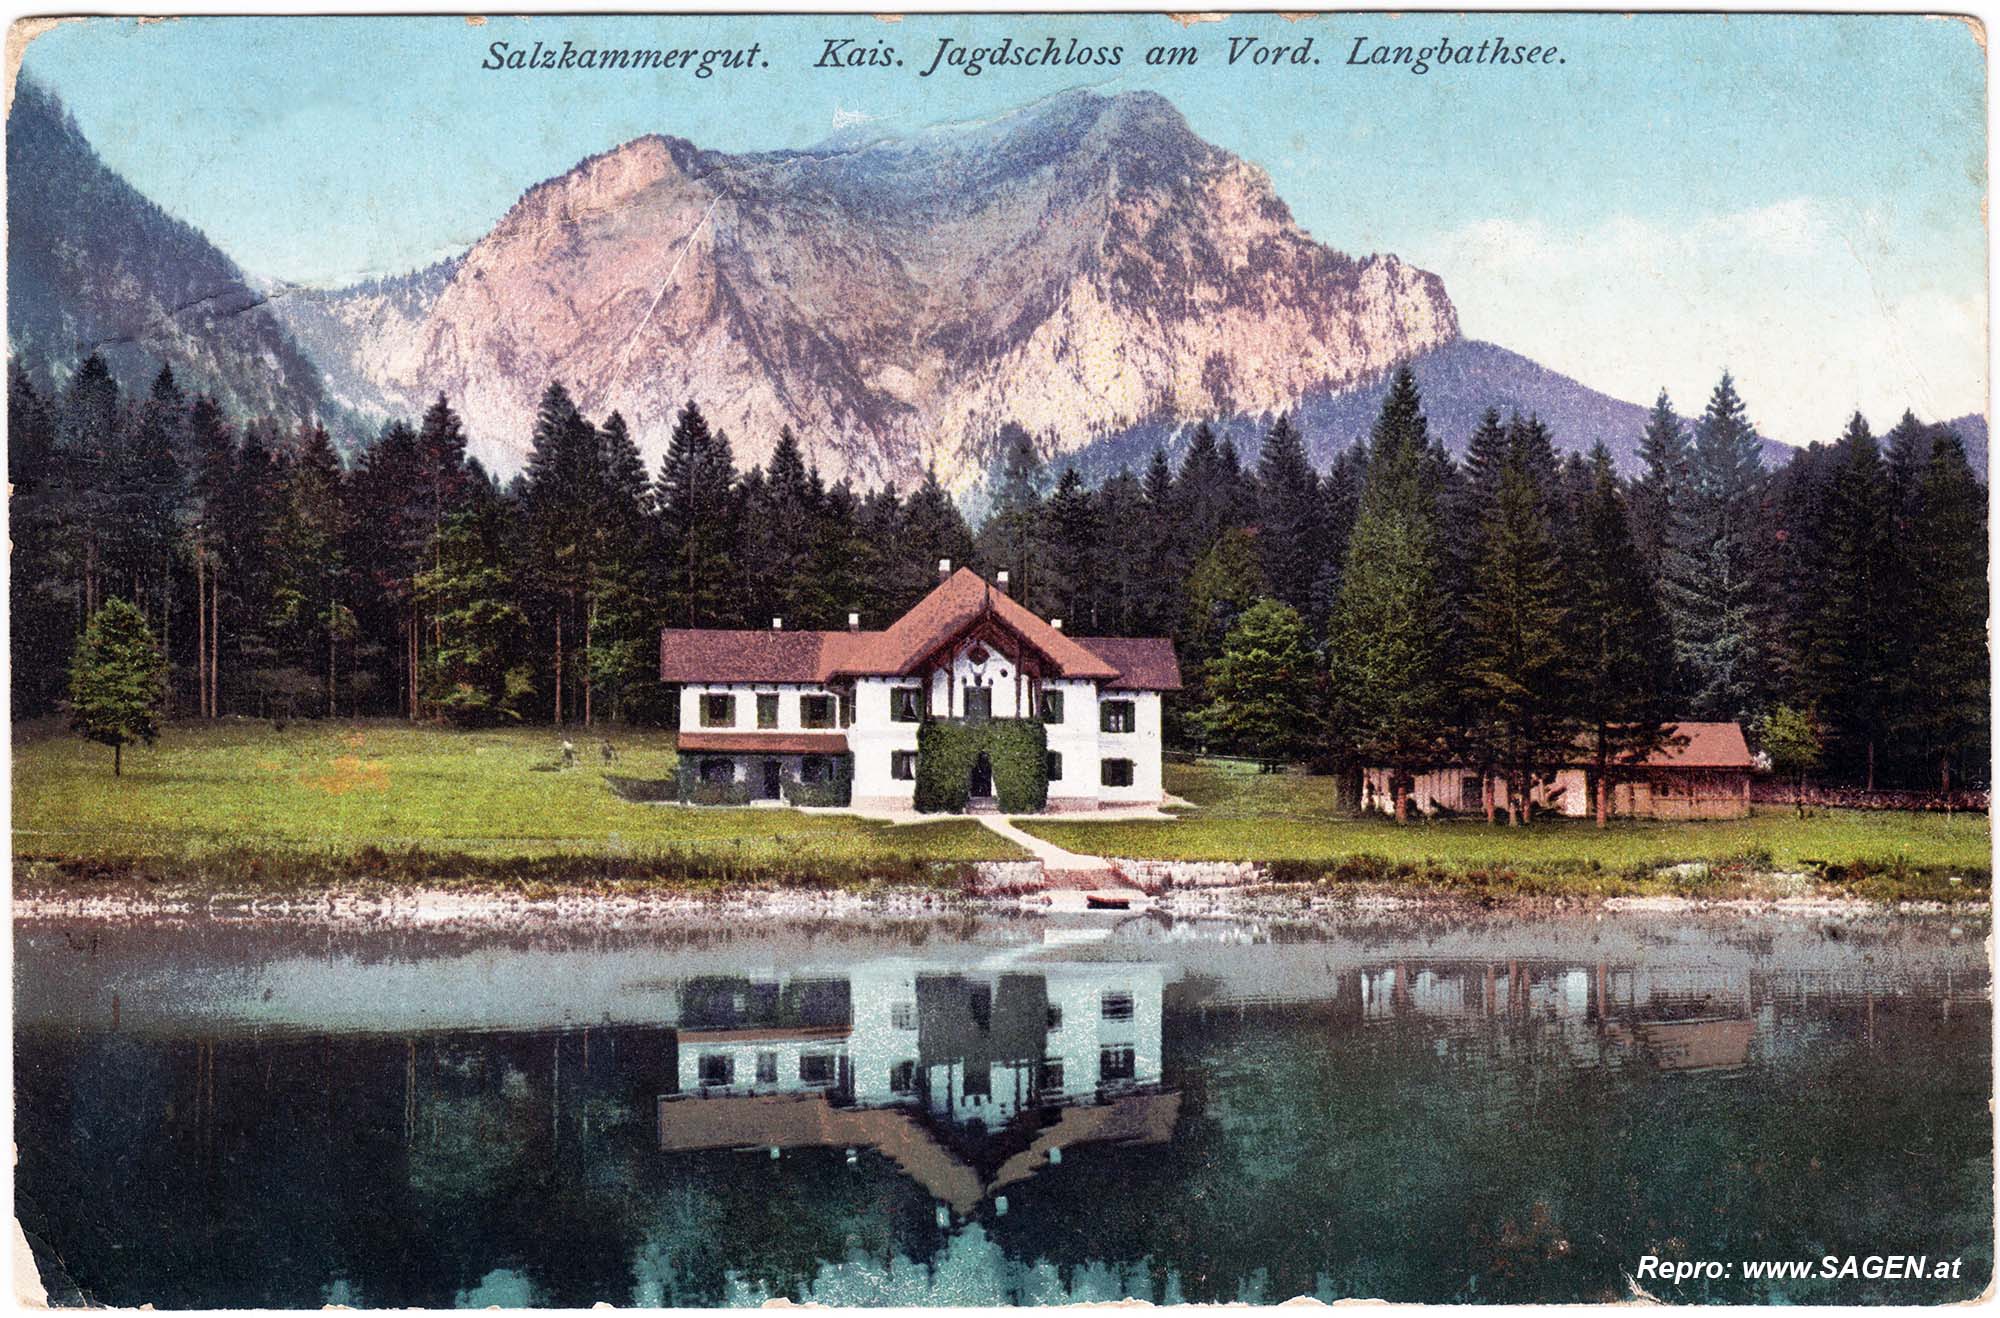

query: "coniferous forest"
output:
9 354 1988 797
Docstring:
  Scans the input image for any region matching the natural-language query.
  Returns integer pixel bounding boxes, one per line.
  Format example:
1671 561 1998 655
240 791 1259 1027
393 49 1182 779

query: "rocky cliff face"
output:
7 79 325 423
275 89 1459 485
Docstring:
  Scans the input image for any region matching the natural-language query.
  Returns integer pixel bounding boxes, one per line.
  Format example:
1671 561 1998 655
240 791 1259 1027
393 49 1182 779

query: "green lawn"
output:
1019 759 1993 874
12 720 1022 878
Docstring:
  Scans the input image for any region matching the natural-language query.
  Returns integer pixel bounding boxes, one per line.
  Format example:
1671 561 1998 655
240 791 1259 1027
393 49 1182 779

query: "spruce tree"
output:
974 422 1046 605
1135 448 1186 635
1253 413 1323 613
586 410 659 722
1629 391 1688 578
1815 414 1895 787
1570 446 1676 824
1462 443 1571 824
1661 372 1768 723
523 382 601 722
655 399 739 630
898 463 976 613
417 498 531 726
1043 466 1102 631
1899 428 1988 790
1326 365 1454 820
67 596 167 775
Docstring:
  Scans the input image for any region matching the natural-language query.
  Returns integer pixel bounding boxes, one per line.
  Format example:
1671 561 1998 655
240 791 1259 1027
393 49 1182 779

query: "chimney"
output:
1051 618 1063 631
996 570 1010 594
847 612 860 632
771 617 784 630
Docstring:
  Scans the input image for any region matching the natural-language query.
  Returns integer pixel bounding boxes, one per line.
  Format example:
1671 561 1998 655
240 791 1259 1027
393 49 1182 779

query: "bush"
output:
986 718 1049 814
674 761 757 805
914 718 1049 814
783 759 853 807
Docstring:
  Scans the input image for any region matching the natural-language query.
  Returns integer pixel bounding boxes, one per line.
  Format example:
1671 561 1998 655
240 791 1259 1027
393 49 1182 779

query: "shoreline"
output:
13 875 1989 928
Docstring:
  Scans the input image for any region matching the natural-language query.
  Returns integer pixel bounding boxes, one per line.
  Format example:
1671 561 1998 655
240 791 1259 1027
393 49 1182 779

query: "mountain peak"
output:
267 89 1458 484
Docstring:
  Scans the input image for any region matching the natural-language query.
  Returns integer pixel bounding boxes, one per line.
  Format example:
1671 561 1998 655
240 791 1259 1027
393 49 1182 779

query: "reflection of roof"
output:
658 1093 984 1214
677 1025 852 1045
1635 1017 1755 1071
990 1089 1182 1194
655 1088 1181 1216
675 732 851 754
659 569 1175 686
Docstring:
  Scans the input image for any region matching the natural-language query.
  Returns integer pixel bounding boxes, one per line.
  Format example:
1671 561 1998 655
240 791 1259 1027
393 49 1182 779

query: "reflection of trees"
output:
627 1144 945 1304
17 979 1993 1307
980 998 1993 1304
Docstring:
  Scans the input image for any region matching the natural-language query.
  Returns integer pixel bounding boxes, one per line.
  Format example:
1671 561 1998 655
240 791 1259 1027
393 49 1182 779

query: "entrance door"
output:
762 759 782 800
969 752 994 799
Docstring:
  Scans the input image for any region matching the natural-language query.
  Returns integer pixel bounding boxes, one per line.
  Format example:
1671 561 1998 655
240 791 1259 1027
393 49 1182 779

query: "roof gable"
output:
1645 721 1753 769
659 569 1171 685
827 569 1119 681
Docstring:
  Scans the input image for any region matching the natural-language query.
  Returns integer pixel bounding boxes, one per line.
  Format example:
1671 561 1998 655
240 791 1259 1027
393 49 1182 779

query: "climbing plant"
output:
914 718 1048 814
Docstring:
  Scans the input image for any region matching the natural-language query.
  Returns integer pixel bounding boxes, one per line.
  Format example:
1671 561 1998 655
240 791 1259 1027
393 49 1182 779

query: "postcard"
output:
7 10 1991 1309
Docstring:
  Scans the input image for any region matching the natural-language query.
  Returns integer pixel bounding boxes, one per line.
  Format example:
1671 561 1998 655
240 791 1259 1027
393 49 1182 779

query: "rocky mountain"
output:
1062 338 1798 480
6 79 325 423
270 89 1458 485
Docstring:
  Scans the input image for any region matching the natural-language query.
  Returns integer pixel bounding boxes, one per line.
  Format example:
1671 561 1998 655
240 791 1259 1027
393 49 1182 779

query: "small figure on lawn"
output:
560 738 576 769
600 740 617 763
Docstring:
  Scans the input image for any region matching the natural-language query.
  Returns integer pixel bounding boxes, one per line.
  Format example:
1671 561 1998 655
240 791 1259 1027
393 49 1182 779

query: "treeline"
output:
9 355 1987 796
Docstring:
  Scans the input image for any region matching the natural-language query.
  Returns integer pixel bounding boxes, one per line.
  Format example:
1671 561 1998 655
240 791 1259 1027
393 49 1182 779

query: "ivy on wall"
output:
914 718 1049 814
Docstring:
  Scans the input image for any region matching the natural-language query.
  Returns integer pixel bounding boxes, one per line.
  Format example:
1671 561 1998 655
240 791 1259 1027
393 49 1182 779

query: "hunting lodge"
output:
659 563 1181 811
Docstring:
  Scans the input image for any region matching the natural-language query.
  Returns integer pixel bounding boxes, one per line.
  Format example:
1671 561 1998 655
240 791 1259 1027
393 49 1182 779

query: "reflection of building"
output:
659 958 1173 1218
1354 959 1758 1072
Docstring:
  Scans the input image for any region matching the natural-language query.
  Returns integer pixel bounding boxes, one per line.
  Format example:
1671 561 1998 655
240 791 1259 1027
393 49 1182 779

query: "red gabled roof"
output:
659 630 834 684
1642 721 1753 769
1073 637 1183 691
826 568 1119 681
661 569 1163 685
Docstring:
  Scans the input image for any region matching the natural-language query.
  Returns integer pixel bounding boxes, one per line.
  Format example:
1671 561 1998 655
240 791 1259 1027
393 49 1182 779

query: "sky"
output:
16 12 1989 446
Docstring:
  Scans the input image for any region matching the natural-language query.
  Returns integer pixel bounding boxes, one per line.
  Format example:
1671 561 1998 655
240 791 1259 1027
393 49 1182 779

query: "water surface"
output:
15 908 1992 1306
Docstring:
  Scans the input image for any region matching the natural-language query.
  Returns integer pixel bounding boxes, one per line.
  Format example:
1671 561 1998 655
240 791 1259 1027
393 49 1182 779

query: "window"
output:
1101 990 1135 1021
1100 699 1135 734
1045 751 1063 783
756 693 779 728
801 755 831 784
1099 1046 1136 1084
891 751 917 781
698 1054 735 1087
890 686 923 723
755 1051 778 1085
1046 1004 1063 1030
1039 689 1065 724
700 757 735 785
801 694 835 729
701 693 736 728
891 1002 917 1031
1036 1059 1065 1094
799 1053 837 1086
889 1060 917 1094
840 692 854 727
963 686 992 720
1101 758 1135 788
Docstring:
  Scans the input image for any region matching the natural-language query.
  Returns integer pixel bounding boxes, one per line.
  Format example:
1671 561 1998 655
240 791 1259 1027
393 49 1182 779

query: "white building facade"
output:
661 565 1180 811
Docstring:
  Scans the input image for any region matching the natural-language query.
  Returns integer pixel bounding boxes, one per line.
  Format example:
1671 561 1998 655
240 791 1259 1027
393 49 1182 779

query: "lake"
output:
14 907 1992 1306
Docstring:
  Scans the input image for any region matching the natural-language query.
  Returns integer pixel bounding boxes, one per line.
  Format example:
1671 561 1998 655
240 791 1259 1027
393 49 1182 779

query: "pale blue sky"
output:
16 13 1989 443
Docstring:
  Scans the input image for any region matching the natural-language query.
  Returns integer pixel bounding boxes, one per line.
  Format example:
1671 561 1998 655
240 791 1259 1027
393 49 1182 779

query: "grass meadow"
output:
1018 759 1992 902
12 719 1020 891
12 727 1989 902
